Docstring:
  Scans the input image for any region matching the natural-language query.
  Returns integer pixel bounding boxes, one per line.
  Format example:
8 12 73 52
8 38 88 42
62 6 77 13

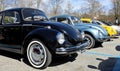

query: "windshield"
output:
71 16 81 23
102 21 113 26
22 9 48 22
93 20 107 25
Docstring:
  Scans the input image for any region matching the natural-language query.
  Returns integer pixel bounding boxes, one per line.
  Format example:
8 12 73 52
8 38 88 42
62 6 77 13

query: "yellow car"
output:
81 18 118 37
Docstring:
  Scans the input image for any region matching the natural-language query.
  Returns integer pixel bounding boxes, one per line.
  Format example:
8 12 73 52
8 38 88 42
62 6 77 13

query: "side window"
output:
3 11 20 25
57 18 68 24
50 18 57 22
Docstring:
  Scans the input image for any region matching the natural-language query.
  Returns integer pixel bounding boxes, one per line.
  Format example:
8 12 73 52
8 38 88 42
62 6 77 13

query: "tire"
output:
84 34 95 49
27 39 52 69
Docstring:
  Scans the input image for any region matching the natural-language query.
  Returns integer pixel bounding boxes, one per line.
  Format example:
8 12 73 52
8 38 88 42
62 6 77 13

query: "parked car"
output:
81 18 118 37
102 22 120 35
0 8 88 69
93 20 118 36
50 15 110 49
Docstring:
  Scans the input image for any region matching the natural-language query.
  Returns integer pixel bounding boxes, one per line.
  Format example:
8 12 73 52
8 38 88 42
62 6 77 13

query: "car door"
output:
0 11 22 53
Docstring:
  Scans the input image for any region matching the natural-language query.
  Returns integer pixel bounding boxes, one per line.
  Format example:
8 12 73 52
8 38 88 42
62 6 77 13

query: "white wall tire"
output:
27 39 51 69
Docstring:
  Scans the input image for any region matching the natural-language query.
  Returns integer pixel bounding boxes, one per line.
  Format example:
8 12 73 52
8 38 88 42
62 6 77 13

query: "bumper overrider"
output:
56 41 89 54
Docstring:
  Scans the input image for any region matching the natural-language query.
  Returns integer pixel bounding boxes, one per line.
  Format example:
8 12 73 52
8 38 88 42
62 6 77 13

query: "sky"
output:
5 0 113 14
6 0 113 9
70 0 113 12
98 0 113 9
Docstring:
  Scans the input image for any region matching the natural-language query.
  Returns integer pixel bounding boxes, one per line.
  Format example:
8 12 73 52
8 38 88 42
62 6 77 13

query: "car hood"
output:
26 21 81 44
74 23 108 35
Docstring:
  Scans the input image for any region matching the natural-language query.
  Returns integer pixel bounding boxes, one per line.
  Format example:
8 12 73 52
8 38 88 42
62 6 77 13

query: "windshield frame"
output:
70 16 81 24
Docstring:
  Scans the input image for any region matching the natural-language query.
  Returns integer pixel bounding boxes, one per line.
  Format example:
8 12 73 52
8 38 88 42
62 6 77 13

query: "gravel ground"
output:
0 36 120 71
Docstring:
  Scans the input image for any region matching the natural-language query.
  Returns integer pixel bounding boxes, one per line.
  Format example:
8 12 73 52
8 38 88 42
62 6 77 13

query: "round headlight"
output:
81 31 85 39
56 32 65 44
98 30 103 38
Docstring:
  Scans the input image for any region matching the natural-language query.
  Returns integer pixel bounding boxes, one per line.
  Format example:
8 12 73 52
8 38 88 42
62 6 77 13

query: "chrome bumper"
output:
98 36 110 42
56 41 89 54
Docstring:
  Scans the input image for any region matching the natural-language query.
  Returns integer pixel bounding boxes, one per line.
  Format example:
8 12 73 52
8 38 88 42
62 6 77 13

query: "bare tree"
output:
0 0 5 11
18 0 36 8
27 0 35 8
11 0 41 8
106 10 115 22
10 0 20 8
13 0 18 7
49 0 64 16
0 0 11 11
36 0 42 9
86 0 103 19
112 0 120 17
112 0 120 24
65 0 73 14
19 0 26 7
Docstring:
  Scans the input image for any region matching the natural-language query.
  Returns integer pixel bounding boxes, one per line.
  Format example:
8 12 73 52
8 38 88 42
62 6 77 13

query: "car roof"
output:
51 15 73 19
0 8 44 13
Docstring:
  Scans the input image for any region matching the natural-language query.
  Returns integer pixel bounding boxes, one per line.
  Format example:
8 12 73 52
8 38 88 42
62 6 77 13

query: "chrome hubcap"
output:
29 43 45 65
85 37 91 46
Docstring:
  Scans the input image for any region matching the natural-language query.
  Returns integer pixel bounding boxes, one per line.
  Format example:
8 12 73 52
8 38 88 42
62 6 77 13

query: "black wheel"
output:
84 34 95 49
27 39 52 69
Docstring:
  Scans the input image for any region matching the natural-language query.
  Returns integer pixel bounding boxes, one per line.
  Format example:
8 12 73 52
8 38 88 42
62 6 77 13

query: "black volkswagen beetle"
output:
0 8 88 69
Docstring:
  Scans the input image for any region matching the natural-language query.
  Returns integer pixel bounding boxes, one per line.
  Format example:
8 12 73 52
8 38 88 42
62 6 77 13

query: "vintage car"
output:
93 20 118 37
0 8 88 69
81 18 118 37
50 15 110 49
102 22 120 35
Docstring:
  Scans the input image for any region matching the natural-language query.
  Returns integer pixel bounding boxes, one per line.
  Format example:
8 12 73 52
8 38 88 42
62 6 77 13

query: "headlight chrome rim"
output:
81 31 85 40
56 32 65 44
98 30 103 38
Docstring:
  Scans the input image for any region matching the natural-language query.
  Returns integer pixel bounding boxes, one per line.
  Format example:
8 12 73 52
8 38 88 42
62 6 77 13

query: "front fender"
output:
22 28 60 54
78 27 99 40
